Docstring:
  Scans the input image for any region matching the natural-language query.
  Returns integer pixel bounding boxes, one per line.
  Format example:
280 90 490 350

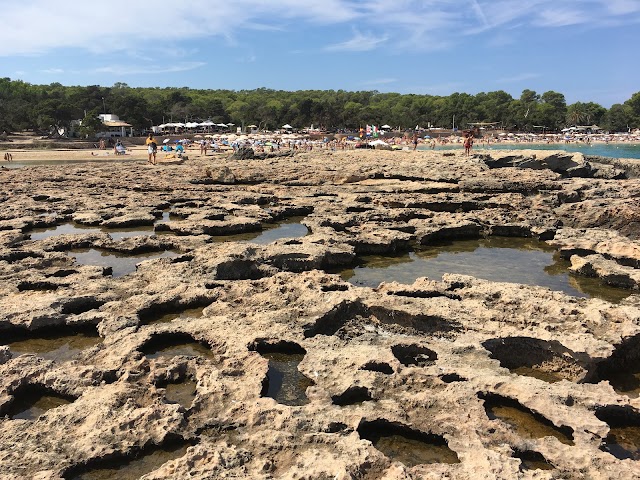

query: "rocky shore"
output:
0 148 639 479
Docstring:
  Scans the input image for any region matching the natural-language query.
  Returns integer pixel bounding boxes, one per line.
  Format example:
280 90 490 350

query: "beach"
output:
2 129 640 165
0 147 639 478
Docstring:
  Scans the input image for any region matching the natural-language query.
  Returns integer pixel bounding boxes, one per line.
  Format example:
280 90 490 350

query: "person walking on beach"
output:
412 133 419 151
3 152 12 162
146 133 157 165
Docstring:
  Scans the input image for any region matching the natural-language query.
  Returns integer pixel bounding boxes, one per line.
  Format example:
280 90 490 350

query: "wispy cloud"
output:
41 68 64 74
236 55 257 64
406 82 467 96
605 0 640 15
497 73 541 84
534 8 588 27
470 0 490 29
0 0 637 59
92 62 206 76
361 78 397 87
324 30 389 52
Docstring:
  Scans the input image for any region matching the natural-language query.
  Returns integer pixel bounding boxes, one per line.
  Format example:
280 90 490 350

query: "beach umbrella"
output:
381 124 391 129
282 124 293 129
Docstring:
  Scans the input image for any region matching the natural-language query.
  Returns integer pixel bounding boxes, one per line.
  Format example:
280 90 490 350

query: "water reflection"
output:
70 248 178 277
69 443 190 480
211 218 308 244
143 306 207 326
261 352 313 406
7 391 73 420
357 420 460 466
143 341 214 361
164 380 197 409
483 395 574 445
30 218 174 241
7 331 102 362
606 371 640 398
30 223 97 240
602 425 640 460
340 237 630 303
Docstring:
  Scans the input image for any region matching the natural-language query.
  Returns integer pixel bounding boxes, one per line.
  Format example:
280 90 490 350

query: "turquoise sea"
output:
421 143 640 160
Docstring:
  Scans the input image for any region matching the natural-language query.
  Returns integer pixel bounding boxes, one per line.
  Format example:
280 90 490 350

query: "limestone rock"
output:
0 149 639 478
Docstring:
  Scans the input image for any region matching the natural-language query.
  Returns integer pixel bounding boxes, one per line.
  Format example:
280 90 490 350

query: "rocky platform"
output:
0 149 639 479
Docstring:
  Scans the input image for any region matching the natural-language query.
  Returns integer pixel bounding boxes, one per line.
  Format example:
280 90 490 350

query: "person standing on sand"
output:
463 133 473 156
145 133 157 165
413 133 418 151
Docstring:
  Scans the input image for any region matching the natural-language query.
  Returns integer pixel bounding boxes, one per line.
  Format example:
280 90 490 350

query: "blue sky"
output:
1 0 638 107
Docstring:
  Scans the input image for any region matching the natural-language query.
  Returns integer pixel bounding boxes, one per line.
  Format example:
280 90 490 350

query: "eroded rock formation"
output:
0 149 639 478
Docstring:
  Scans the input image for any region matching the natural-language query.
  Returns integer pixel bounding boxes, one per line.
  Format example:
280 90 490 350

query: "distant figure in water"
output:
3 152 12 162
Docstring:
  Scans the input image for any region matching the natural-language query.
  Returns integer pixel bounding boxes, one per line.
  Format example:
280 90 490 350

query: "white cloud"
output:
41 68 64 74
0 0 636 59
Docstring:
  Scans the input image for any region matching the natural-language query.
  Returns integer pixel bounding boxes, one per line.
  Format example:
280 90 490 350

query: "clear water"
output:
261 352 313 406
164 380 197 409
30 223 98 240
245 222 309 245
69 443 190 480
8 393 72 420
511 366 564 384
602 426 640 460
605 371 640 398
515 451 554 471
7 332 102 362
70 248 178 277
422 143 640 159
143 306 207 325
485 402 573 445
371 434 460 466
143 341 214 361
211 220 308 244
30 221 165 241
340 237 630 303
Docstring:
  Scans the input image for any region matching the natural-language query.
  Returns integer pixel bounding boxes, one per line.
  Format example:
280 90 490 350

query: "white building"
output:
97 114 133 138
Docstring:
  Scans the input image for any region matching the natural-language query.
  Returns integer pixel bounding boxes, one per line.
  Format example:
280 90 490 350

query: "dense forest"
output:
0 77 638 136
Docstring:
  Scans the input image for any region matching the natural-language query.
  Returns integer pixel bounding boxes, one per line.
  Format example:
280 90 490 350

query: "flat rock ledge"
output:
0 149 639 479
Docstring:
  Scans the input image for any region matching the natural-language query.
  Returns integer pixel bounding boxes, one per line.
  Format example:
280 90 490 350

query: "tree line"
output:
0 77 638 136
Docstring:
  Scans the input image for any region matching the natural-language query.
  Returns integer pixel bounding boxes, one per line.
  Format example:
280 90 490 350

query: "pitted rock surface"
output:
0 149 639 479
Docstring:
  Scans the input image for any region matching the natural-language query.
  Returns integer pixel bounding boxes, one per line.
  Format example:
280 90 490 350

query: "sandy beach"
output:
2 129 640 165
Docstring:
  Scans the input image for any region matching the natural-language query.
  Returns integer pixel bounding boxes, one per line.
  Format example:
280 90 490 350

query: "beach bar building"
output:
97 114 133 138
